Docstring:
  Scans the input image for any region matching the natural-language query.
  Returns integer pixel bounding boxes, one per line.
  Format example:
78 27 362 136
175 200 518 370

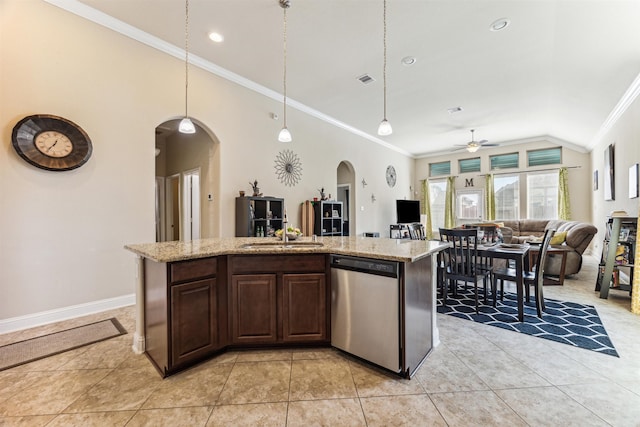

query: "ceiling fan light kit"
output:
451 129 499 153
466 143 480 153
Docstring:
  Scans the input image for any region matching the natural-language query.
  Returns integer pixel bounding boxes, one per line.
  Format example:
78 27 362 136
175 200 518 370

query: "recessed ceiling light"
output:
447 106 464 114
401 56 417 66
208 32 224 42
489 18 510 31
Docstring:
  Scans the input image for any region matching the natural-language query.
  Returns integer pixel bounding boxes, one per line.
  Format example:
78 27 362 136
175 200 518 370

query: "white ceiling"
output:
68 0 640 157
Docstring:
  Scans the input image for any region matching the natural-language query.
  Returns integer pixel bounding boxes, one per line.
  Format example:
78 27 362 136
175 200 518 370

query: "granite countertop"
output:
125 236 448 264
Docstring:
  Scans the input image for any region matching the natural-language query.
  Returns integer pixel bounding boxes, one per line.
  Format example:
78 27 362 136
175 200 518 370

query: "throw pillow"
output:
550 231 567 245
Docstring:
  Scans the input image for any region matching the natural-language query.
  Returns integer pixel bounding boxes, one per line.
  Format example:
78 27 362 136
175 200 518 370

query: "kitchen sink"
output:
241 241 324 249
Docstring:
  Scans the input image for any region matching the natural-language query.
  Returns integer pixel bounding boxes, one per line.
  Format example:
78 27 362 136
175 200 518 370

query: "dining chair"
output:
492 228 556 318
439 228 492 313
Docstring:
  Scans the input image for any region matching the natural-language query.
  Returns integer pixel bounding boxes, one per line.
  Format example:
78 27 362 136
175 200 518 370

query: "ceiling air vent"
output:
357 74 376 85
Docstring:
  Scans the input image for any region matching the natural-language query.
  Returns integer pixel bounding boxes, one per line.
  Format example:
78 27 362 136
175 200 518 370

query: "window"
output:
527 172 558 219
490 153 519 170
494 175 519 219
430 161 450 177
456 189 483 223
459 157 481 173
428 180 447 232
528 148 561 167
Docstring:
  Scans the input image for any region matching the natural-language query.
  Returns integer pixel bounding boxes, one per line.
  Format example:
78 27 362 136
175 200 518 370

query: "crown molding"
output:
588 71 640 150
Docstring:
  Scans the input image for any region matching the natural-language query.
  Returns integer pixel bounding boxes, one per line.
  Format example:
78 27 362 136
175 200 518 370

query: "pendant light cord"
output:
184 0 190 118
282 1 288 127
382 0 387 121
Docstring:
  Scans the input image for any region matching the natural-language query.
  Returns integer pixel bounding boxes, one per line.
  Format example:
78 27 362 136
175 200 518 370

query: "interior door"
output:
182 168 201 241
166 174 180 241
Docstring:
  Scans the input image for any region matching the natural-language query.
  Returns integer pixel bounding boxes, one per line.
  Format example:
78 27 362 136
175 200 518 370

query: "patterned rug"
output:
438 289 618 357
0 318 127 371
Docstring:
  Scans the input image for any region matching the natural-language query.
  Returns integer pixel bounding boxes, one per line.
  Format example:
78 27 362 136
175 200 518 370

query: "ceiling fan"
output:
453 129 499 153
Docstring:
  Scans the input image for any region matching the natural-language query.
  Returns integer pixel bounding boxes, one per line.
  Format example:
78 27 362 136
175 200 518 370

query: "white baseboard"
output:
0 294 136 334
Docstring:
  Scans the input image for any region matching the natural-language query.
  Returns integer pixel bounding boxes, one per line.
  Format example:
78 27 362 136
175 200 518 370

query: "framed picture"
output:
604 144 615 201
593 170 598 191
629 163 639 199
332 209 339 217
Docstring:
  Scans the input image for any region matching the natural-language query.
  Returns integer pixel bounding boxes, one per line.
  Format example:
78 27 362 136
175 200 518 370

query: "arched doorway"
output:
155 119 220 241
337 161 356 236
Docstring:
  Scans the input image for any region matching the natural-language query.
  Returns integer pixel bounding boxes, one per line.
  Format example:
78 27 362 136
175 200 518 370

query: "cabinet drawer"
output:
170 257 217 283
230 254 326 274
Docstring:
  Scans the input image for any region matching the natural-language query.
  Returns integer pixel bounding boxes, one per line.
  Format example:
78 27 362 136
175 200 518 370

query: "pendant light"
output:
179 0 196 134
278 0 292 142
377 0 392 136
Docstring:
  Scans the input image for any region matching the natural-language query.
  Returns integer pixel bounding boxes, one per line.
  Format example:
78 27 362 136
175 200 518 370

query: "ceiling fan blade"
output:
480 142 500 147
477 139 489 144
450 146 468 152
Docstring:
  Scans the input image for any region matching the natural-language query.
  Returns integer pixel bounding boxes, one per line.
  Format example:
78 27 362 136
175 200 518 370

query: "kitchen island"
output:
125 236 447 378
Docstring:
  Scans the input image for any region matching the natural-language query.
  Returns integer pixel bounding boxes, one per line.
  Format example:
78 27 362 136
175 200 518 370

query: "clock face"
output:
35 131 74 158
386 165 397 187
12 115 92 171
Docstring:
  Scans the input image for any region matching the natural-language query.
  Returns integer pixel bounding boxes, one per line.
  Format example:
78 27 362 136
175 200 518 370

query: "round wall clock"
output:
274 149 303 187
11 114 92 171
386 165 397 187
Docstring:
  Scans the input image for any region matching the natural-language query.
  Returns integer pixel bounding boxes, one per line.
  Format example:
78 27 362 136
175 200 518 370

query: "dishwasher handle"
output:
330 255 399 278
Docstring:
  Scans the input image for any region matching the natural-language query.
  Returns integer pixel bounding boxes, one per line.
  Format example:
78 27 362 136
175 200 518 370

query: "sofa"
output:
498 219 598 276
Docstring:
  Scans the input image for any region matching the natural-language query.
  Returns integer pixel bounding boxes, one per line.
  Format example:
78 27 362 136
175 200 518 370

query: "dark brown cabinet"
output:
144 256 221 376
170 278 217 367
144 253 328 377
230 274 277 344
282 273 326 342
228 254 329 345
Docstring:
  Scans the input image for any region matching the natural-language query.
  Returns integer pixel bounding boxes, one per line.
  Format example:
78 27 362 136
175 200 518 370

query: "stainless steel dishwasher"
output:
330 254 401 373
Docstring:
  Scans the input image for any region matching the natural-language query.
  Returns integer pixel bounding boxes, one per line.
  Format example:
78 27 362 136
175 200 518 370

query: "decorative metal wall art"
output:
274 149 302 186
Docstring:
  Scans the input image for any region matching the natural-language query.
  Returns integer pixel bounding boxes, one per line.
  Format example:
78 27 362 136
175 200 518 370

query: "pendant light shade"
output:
378 0 392 136
179 0 196 134
278 127 292 142
278 0 292 142
179 117 196 134
378 119 392 136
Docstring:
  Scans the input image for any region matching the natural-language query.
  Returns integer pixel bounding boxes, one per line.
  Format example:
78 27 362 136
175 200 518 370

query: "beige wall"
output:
0 1 413 321
415 140 593 224
590 96 640 257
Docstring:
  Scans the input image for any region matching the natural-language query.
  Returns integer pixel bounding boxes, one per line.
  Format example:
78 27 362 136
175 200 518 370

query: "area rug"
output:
0 318 127 371
438 289 618 357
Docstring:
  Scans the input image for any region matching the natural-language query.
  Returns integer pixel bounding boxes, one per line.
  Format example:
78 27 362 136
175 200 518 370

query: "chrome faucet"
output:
282 210 288 244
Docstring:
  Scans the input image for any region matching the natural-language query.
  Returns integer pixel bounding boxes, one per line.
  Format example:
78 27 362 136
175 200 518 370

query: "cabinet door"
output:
282 273 327 342
170 278 217 368
231 274 277 344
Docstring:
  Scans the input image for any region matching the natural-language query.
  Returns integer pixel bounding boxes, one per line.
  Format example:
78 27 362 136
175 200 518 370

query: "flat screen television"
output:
396 199 421 224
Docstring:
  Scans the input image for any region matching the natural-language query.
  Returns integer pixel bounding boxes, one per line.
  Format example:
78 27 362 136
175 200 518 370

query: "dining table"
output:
479 242 531 322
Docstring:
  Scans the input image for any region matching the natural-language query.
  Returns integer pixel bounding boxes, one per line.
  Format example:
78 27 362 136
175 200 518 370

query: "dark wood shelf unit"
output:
595 216 637 298
313 201 343 236
235 196 284 237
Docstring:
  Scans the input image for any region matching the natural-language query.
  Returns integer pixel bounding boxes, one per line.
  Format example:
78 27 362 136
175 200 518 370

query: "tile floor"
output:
1 256 640 426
